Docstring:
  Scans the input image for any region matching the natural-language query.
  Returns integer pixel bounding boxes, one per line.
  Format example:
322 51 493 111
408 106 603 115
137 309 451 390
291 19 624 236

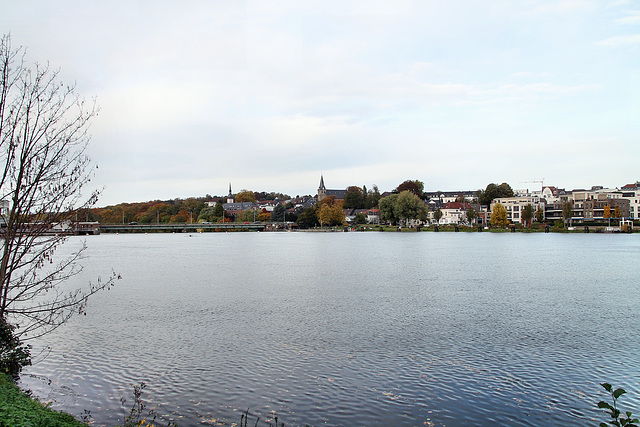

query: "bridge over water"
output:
99 223 268 233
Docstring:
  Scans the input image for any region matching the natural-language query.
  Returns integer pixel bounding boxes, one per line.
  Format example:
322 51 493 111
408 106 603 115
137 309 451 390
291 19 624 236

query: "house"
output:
343 208 380 224
436 202 469 225
291 196 316 212
256 200 281 212
365 208 380 224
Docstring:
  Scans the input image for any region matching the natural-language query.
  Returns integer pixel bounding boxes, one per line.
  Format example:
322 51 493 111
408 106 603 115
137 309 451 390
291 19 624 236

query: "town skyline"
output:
93 175 639 208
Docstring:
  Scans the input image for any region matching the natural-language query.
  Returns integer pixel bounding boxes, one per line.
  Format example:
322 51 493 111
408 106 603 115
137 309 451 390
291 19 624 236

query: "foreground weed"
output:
598 383 639 427
119 382 175 427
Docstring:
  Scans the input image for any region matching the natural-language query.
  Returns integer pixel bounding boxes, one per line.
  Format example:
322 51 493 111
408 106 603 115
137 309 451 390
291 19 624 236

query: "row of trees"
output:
92 197 209 224
90 189 306 224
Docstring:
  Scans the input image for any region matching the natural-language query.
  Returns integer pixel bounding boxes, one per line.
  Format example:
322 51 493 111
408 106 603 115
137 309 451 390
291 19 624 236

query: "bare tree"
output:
0 34 117 340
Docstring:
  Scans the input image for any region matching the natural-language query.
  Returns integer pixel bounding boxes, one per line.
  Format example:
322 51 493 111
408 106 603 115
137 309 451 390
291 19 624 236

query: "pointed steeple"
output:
227 183 234 204
317 174 327 201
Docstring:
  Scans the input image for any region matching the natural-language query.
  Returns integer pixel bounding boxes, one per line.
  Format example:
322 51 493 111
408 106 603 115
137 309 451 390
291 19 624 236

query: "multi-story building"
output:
571 187 629 221
582 195 629 220
491 195 545 224
621 183 640 219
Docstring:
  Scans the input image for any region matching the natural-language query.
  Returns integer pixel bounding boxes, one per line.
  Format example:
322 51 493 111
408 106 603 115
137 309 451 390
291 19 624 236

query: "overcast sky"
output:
2 0 639 206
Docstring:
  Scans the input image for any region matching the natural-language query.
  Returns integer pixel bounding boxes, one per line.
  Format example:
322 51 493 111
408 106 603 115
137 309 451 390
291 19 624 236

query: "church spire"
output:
227 182 234 204
317 174 327 202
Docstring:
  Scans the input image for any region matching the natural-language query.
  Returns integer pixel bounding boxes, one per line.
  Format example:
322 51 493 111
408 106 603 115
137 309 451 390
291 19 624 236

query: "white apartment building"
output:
491 196 545 224
621 184 640 219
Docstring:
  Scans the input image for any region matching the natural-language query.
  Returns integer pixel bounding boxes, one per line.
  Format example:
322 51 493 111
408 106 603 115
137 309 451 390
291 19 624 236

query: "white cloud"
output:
510 71 553 79
617 10 640 24
524 0 595 16
597 34 640 46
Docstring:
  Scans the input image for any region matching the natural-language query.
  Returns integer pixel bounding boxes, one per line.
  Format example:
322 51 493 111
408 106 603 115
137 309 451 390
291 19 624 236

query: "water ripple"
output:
19 233 640 426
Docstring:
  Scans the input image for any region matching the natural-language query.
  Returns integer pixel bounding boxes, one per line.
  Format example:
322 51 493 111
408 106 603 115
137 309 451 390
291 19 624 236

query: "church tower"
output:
227 183 234 204
317 174 327 202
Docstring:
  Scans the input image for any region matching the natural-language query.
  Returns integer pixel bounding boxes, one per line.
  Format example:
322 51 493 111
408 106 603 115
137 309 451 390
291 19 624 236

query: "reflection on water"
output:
21 232 640 426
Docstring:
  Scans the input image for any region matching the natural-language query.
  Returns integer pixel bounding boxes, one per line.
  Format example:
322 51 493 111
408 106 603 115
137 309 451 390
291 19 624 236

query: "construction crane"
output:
520 179 545 192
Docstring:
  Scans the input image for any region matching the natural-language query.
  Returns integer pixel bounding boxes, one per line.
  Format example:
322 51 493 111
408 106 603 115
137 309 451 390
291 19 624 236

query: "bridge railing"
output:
99 223 267 232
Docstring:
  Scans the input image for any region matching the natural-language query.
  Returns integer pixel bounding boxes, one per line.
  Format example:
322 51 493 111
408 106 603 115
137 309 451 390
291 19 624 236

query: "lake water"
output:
20 231 640 426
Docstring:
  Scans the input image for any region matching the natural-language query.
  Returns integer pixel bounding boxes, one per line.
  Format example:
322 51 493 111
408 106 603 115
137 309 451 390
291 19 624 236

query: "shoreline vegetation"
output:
96 223 638 234
4 374 638 427
0 374 86 427
2 375 293 427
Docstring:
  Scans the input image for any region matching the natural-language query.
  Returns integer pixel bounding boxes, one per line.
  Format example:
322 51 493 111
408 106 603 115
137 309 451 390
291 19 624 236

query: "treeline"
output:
90 191 294 225
90 197 210 224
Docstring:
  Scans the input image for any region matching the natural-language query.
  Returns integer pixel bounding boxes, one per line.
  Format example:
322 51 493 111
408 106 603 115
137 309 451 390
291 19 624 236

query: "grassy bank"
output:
0 374 86 427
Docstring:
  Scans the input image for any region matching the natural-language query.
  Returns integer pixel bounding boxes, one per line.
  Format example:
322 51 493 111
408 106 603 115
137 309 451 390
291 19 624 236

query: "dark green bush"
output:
0 318 31 379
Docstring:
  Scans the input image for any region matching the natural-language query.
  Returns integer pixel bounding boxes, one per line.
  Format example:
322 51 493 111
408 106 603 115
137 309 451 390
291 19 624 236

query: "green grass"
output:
0 374 86 427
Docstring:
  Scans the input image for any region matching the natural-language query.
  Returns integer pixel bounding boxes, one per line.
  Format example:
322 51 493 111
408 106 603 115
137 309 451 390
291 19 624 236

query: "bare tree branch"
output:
0 34 117 340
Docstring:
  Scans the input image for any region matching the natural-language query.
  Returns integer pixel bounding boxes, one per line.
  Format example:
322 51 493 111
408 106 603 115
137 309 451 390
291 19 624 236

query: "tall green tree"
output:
479 183 514 209
366 185 381 209
562 201 573 226
214 202 225 219
522 204 534 227
296 206 319 228
535 205 544 223
394 190 424 226
395 180 424 197
343 186 365 209
272 204 285 222
379 194 399 224
466 206 477 225
353 212 367 224
433 208 443 224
